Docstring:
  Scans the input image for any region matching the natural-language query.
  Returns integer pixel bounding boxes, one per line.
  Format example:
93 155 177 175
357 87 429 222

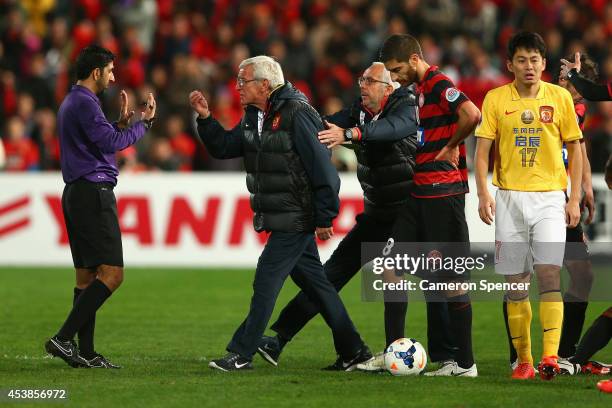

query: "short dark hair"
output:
75 45 115 80
566 52 599 83
507 32 546 60
379 34 423 63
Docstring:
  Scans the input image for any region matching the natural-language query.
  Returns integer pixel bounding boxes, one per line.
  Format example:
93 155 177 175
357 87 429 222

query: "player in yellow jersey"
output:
474 32 583 380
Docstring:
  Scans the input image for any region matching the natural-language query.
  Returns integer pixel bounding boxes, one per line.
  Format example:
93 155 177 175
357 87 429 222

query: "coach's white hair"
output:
371 62 399 90
239 56 285 89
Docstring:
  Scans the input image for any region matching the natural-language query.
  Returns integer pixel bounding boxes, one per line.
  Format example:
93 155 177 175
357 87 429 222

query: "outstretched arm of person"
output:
190 90 244 159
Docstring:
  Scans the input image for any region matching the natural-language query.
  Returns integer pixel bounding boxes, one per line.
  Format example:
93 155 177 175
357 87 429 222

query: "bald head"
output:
359 62 396 112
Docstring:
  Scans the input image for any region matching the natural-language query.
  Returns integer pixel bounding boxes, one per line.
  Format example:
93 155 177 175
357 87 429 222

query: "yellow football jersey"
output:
475 81 582 191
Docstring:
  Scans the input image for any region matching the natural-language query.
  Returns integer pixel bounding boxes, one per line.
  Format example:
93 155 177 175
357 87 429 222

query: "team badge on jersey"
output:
445 87 460 102
539 106 554 123
271 113 281 130
418 92 425 107
521 110 534 124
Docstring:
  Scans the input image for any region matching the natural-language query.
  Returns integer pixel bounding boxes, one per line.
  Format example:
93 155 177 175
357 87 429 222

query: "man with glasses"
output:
189 55 372 372
257 62 418 371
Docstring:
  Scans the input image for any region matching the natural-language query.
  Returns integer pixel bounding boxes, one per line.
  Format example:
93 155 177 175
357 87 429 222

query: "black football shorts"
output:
62 179 123 268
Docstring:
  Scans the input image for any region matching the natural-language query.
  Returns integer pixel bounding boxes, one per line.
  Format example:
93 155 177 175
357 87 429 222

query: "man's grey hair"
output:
239 56 284 89
371 62 399 90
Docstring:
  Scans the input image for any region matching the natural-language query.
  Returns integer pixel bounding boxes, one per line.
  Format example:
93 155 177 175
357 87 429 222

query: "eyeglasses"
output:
237 77 260 87
358 76 390 86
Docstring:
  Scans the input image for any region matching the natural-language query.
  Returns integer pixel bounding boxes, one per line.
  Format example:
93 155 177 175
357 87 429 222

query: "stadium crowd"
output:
0 0 610 173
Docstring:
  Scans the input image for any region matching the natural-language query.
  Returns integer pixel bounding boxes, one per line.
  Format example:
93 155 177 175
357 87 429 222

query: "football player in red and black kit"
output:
379 34 481 377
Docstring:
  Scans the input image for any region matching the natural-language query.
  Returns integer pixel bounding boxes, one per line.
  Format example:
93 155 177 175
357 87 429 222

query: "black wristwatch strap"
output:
143 118 155 130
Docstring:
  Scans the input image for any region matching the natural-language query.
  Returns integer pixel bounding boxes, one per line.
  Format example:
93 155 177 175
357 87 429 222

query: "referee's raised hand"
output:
117 89 135 129
141 92 156 121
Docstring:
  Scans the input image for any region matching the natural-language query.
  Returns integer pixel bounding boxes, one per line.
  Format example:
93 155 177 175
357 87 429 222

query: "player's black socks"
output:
73 287 97 359
570 313 612 365
503 297 518 364
57 280 111 342
448 294 474 369
558 293 588 358
384 301 407 348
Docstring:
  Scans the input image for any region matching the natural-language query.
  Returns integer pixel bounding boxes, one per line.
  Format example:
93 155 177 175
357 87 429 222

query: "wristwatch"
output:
344 128 354 141
143 118 155 130
567 68 577 79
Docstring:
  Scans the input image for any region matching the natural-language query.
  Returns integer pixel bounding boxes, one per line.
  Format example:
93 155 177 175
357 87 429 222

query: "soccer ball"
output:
384 338 427 376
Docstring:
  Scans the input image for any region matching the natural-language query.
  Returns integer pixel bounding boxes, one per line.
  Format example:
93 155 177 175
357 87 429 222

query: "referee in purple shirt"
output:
45 45 156 368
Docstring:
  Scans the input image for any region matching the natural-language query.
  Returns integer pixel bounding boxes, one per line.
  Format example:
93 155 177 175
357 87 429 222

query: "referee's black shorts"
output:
62 179 123 268
389 194 470 281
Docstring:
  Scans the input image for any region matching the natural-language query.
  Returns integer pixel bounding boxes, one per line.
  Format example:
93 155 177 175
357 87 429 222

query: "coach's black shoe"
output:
323 345 373 372
257 336 281 366
209 352 253 372
82 353 121 369
44 336 87 368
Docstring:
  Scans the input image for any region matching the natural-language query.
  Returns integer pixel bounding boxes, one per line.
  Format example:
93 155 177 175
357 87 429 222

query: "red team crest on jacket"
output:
271 113 281 130
539 106 554 123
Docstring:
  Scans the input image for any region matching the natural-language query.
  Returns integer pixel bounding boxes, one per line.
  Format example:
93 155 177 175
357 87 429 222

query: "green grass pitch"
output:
0 267 610 407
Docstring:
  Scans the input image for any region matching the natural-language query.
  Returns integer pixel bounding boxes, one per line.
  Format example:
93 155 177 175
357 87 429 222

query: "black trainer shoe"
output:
209 352 253 372
257 336 281 367
82 353 121 369
323 345 373 372
44 336 87 368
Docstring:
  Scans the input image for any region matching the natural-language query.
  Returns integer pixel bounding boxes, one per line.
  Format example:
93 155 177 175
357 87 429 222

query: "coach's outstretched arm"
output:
190 90 244 159
561 52 612 102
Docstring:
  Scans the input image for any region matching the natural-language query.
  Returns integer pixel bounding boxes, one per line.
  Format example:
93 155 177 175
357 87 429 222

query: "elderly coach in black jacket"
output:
190 55 372 372
258 62 422 371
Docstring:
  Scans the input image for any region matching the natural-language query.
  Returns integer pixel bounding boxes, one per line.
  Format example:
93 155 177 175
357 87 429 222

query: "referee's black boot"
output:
209 352 253 372
257 335 281 366
323 345 374 371
44 336 88 368
81 353 121 369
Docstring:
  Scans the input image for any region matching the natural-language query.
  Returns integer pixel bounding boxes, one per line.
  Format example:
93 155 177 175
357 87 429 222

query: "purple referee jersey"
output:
57 85 146 185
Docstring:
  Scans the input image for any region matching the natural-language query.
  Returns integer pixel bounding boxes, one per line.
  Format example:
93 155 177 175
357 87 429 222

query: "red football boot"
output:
537 356 560 381
512 362 536 380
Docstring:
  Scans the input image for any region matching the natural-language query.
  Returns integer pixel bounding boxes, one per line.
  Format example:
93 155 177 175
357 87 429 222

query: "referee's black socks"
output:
73 287 97 359
57 280 111 344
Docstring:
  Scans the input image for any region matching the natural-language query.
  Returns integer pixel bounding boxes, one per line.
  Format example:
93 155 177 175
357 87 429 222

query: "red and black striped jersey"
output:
563 99 587 169
575 99 586 132
412 65 470 198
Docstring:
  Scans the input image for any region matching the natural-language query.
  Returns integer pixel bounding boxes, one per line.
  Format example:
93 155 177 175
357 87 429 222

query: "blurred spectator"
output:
2 116 40 171
0 134 5 169
32 108 60 170
165 114 196 171
21 53 55 109
0 0 609 173
17 92 36 137
147 136 180 171
115 0 157 54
